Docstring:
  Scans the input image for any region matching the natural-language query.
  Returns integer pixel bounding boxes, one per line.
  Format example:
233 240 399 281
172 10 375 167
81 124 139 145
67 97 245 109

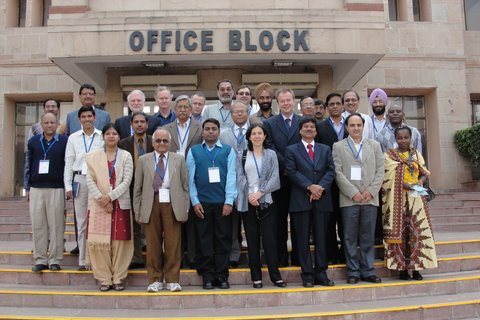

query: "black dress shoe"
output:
70 246 79 255
315 278 335 286
412 271 423 281
203 282 215 290
361 275 382 283
77 265 87 271
128 262 145 270
347 276 359 284
253 282 263 289
399 270 411 281
229 261 238 268
273 280 287 288
302 281 314 288
49 264 61 271
32 264 48 272
217 280 230 289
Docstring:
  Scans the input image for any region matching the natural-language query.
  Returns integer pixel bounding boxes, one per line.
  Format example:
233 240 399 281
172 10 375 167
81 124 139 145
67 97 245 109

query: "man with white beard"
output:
203 80 235 129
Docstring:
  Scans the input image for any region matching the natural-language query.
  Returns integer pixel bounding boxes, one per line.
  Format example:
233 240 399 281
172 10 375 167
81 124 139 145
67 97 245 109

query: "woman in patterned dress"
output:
382 126 437 280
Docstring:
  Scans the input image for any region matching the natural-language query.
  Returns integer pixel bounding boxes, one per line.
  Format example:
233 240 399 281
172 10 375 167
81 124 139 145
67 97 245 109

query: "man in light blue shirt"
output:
186 118 237 290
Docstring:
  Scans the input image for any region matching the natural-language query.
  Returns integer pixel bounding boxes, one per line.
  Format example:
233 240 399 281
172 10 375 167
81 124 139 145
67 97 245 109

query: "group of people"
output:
24 80 437 293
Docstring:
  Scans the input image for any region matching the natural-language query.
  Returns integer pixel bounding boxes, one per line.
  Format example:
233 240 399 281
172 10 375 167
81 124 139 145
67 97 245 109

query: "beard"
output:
219 95 233 104
259 102 272 111
373 106 386 116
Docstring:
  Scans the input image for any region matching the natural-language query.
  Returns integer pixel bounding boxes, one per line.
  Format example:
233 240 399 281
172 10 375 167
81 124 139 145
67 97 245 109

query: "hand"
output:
248 192 262 206
193 204 204 219
65 191 73 200
25 191 30 202
309 184 324 199
97 195 111 208
222 204 233 216
352 192 363 203
403 183 413 190
361 191 373 203
417 179 424 187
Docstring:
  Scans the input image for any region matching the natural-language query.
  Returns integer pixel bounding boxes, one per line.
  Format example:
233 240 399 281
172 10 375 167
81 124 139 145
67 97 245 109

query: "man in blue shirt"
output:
25 113 68 272
186 118 237 290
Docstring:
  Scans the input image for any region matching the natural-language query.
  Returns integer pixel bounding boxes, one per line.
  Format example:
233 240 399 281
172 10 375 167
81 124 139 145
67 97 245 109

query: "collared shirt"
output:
301 139 315 154
249 109 276 125
192 114 203 123
329 116 345 140
186 140 237 206
371 114 387 136
375 122 423 155
64 128 104 192
176 118 191 155
342 111 375 140
133 134 147 165
347 136 364 161
202 103 234 129
156 110 177 126
154 150 170 189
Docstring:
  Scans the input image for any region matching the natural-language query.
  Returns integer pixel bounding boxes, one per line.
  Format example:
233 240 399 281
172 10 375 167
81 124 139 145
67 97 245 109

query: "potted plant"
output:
454 124 480 180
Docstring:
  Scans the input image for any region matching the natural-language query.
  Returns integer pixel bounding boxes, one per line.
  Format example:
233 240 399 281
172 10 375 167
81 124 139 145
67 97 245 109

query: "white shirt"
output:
64 129 103 192
154 151 170 189
371 114 387 136
176 118 191 155
301 139 315 154
342 111 375 140
347 136 364 161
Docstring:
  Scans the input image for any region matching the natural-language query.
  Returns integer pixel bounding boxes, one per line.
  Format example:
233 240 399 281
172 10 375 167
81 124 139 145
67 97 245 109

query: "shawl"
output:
382 148 430 243
86 149 112 250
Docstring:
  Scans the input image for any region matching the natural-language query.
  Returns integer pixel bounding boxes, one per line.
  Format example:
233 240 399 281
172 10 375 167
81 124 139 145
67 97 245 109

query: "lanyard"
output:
328 117 344 141
220 107 231 124
346 138 363 161
203 144 221 166
252 151 261 178
108 148 118 178
82 133 96 153
232 126 245 147
39 135 57 160
371 115 386 134
176 120 191 148
134 137 145 156
154 153 169 181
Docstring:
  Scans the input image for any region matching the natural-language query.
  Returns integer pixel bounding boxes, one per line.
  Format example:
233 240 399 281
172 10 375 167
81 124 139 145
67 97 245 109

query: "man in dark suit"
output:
162 95 203 267
286 117 335 287
118 112 154 269
316 92 348 264
65 83 111 135
263 87 303 267
115 90 160 139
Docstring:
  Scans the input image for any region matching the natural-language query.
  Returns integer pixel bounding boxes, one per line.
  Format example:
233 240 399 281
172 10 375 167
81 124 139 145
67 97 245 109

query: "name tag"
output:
81 162 88 175
38 160 50 174
159 188 170 203
351 165 362 181
208 167 221 183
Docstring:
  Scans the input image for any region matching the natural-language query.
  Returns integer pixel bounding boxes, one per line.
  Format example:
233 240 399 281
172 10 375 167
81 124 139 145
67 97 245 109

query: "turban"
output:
369 88 388 106
254 83 274 99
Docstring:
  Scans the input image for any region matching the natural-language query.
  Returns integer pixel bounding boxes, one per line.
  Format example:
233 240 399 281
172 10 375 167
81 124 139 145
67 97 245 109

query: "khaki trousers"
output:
89 240 133 286
29 187 65 265
145 195 181 284
73 174 88 266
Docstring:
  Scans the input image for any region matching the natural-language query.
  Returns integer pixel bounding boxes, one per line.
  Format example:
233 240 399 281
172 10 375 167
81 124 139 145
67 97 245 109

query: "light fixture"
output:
142 61 166 68
272 60 295 67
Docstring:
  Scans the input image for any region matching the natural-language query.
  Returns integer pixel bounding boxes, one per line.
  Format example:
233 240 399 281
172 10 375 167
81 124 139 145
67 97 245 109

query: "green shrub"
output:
454 124 480 167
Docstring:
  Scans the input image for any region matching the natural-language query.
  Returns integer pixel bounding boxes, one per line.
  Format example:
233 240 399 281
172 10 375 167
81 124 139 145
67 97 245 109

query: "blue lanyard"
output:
82 133 96 153
203 144 221 166
252 151 261 178
154 153 169 181
39 135 57 160
371 115 386 134
328 117 344 141
346 138 363 161
176 120 191 148
108 148 118 179
232 126 245 147
220 107 231 123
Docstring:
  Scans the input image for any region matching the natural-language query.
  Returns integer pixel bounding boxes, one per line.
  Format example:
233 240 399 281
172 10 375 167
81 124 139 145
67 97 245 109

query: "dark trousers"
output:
326 183 345 263
194 203 232 282
273 175 297 266
375 190 384 243
242 202 282 284
292 208 331 283
182 205 196 267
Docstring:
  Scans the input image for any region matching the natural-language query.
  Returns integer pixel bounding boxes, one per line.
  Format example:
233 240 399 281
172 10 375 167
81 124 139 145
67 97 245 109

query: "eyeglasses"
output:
81 92 95 96
344 98 358 103
233 111 246 115
154 139 170 144
237 92 251 96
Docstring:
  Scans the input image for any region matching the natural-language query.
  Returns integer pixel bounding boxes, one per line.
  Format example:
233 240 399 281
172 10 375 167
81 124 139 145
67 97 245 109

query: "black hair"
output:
216 79 233 90
77 105 95 118
130 111 147 123
202 118 220 129
101 123 120 136
394 125 412 138
298 117 318 132
325 92 343 106
345 113 365 126
79 83 96 95
246 124 268 151
43 98 60 109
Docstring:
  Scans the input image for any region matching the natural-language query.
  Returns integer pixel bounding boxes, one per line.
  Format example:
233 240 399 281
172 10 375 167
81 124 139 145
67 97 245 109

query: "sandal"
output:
113 283 125 291
99 284 112 292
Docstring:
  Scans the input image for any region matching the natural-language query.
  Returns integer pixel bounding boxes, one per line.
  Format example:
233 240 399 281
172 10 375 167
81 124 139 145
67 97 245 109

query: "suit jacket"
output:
286 142 335 212
315 118 349 149
162 119 202 157
114 115 160 140
65 106 111 135
332 138 384 208
133 151 189 224
263 114 303 172
219 125 248 155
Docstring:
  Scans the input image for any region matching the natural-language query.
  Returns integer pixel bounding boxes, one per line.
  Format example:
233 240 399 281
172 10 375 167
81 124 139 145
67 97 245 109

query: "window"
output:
42 0 51 26
472 100 480 125
413 0 422 21
18 0 27 27
465 0 480 30
388 0 399 21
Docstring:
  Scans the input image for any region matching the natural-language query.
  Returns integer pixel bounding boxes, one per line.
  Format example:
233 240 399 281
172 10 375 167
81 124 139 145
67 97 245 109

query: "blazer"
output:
114 114 160 140
263 113 303 172
236 149 281 212
133 151 189 224
219 125 248 155
285 142 335 212
85 148 133 210
315 118 349 149
162 119 202 156
65 106 111 135
332 138 384 208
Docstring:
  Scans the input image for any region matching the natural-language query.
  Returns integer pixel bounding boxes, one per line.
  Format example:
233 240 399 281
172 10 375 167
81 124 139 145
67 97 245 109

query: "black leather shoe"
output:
77 265 87 271
302 281 314 288
70 246 79 255
217 280 230 289
412 271 423 281
229 261 238 268
315 278 335 286
203 282 215 290
347 276 359 284
128 262 145 270
49 264 61 271
32 264 48 272
273 280 287 288
399 271 411 281
361 275 382 283
253 282 263 289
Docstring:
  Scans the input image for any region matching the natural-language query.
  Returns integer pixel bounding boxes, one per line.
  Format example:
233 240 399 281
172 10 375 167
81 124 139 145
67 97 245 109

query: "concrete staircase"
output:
0 193 479 319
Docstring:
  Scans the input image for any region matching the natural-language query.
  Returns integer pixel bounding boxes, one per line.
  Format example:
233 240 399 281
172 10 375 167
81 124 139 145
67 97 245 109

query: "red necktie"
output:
307 144 314 161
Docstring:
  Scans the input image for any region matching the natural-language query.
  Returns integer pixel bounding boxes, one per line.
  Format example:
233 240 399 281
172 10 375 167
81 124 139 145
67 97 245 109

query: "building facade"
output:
1 0 479 196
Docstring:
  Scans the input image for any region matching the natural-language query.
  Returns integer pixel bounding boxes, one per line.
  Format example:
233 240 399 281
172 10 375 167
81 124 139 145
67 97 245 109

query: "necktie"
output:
307 144 314 161
137 138 145 156
285 118 291 133
152 154 165 190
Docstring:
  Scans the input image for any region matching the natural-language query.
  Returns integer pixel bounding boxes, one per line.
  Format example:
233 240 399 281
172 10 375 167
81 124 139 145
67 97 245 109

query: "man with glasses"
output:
133 128 189 292
235 85 256 116
203 80 235 129
191 92 206 123
341 90 374 140
299 96 315 117
249 82 276 125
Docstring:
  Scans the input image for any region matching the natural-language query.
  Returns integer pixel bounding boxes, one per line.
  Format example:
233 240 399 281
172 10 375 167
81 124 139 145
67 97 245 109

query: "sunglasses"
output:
154 139 170 144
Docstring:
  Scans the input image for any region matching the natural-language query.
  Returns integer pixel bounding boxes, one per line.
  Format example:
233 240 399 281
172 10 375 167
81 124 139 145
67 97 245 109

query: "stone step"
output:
429 200 480 208
434 223 480 232
430 214 480 224
0 252 479 287
0 231 76 242
434 192 480 201
429 206 480 215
